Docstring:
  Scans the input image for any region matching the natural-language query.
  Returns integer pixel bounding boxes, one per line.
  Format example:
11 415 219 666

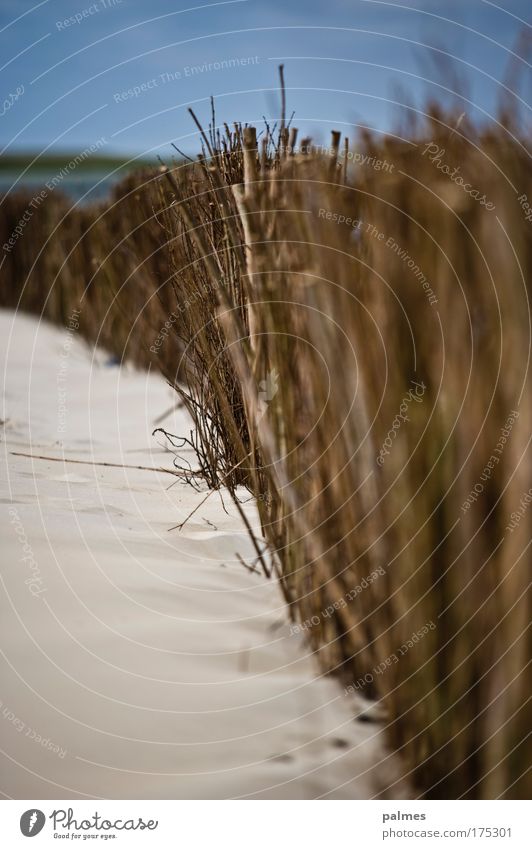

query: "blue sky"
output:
0 0 530 160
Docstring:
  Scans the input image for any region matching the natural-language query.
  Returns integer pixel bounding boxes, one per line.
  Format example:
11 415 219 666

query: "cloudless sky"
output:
0 0 530 160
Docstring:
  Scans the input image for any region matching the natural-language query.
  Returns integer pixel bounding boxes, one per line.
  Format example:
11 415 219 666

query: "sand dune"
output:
0 309 408 799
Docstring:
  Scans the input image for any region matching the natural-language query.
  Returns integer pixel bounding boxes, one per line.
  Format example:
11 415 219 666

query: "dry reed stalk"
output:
163 102 530 798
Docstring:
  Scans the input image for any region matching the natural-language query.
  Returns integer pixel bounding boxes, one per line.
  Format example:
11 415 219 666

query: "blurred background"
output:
0 0 530 198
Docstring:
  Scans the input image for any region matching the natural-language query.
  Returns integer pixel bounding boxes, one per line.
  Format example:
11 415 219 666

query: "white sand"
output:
0 308 408 799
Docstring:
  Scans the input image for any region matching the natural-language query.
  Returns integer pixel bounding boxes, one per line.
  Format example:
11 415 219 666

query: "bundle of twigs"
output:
160 91 530 799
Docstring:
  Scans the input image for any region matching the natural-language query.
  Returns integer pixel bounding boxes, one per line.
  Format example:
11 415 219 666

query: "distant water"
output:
0 169 130 204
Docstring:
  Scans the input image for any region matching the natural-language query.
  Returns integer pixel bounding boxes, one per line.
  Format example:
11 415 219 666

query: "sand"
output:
0 308 408 799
